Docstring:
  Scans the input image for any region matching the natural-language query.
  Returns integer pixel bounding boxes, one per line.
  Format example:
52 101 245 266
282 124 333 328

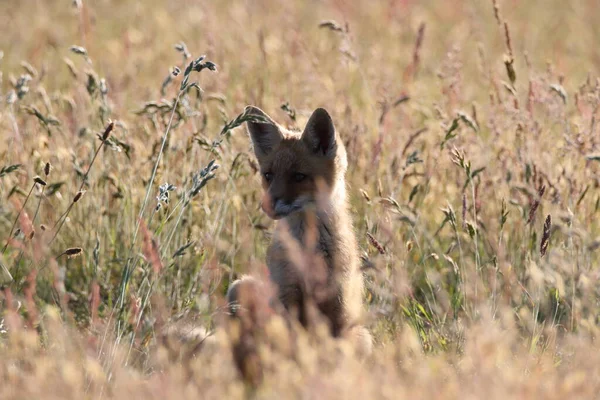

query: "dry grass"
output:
1 0 600 398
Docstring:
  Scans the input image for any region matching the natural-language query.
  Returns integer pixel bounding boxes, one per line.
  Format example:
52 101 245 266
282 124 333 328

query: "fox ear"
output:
245 106 283 157
301 108 337 158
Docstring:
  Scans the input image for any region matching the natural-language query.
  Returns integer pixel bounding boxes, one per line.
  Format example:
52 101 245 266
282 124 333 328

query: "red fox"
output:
227 106 372 357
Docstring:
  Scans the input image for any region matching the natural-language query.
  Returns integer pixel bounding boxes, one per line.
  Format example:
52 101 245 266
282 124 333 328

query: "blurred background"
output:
1 0 600 398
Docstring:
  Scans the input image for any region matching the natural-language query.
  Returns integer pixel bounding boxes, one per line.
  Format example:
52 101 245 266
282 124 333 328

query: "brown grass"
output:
1 0 600 398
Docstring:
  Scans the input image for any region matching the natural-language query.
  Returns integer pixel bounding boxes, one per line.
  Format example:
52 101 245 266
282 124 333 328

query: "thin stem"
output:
136 92 183 245
31 186 45 226
116 91 183 310
2 182 35 254
118 90 183 308
49 203 75 244
470 180 480 303
50 138 106 244
106 91 183 376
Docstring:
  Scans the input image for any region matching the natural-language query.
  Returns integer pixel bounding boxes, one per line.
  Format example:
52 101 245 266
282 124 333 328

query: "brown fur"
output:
227 106 372 358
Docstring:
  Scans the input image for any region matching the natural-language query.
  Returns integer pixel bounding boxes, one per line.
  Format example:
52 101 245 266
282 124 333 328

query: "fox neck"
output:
281 179 353 260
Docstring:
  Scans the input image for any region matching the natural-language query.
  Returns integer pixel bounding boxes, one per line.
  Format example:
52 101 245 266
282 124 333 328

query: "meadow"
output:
1 0 600 398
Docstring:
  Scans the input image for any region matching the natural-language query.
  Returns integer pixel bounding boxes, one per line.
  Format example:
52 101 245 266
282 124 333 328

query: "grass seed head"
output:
540 215 552 257
102 121 114 141
63 248 83 258
73 190 86 203
367 232 386 255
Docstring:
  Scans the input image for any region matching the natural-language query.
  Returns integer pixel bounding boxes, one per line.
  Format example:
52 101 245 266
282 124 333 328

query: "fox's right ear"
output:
301 108 337 159
245 106 283 158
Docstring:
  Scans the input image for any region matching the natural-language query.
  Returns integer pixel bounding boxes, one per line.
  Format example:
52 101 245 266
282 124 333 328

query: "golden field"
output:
1 0 600 398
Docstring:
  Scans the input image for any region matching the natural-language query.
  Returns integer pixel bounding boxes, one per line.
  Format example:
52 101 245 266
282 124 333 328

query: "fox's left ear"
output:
301 108 337 158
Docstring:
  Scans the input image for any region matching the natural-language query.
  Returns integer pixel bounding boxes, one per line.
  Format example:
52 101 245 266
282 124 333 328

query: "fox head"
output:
245 106 348 220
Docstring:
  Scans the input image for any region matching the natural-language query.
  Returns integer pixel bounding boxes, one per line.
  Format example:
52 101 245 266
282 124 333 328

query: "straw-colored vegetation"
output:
1 0 600 398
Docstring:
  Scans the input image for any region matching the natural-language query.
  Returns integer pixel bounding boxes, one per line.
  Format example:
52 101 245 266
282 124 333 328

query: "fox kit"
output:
227 106 372 356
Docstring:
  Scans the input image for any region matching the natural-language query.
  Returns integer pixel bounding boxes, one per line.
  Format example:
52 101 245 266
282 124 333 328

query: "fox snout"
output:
261 192 305 220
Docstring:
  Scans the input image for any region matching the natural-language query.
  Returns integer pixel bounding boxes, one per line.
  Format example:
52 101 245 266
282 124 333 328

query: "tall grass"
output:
1 0 600 398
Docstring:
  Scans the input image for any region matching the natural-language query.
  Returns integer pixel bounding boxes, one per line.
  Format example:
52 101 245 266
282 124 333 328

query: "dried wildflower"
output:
500 199 509 229
172 241 195 258
319 20 345 32
504 54 516 85
174 42 191 59
504 22 514 57
15 74 32 99
73 190 86 203
20 61 37 78
179 55 218 91
63 57 78 78
527 185 546 224
99 78 108 95
458 111 479 132
59 247 83 259
550 83 567 104
360 189 371 202
69 45 91 64
492 0 501 25
367 232 386 255
411 22 426 77
186 160 219 205
0 164 21 178
220 107 269 137
540 215 552 257
6 90 17 104
280 101 297 121
33 176 47 186
101 121 114 141
157 183 176 205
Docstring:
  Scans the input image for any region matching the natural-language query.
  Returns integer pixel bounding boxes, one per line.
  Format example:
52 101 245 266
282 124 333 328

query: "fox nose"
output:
270 196 282 208
261 192 281 218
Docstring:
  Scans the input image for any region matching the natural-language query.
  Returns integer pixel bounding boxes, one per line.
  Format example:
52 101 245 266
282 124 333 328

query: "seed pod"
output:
44 162 51 176
102 121 115 141
34 176 47 186
73 190 86 203
367 232 386 255
62 247 83 258
540 215 552 257
527 185 546 224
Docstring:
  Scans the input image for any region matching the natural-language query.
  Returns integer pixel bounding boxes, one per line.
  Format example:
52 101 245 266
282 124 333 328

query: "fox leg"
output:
226 275 263 317
225 275 275 386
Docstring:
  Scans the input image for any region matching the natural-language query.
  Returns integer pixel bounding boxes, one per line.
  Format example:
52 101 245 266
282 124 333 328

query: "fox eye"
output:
263 172 273 183
293 173 307 182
